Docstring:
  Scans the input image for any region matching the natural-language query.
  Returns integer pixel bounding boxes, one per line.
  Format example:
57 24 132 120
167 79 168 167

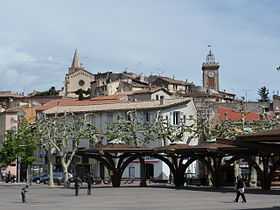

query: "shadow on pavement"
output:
236 207 280 210
90 184 280 195
171 185 280 195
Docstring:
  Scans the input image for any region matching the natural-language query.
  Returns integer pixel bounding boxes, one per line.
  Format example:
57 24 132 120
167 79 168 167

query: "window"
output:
78 79 85 86
173 111 180 125
160 95 164 100
145 112 150 122
107 112 113 123
156 95 159 100
129 167 135 178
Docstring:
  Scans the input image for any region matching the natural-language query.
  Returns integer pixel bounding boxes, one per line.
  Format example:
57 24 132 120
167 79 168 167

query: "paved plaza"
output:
0 184 280 210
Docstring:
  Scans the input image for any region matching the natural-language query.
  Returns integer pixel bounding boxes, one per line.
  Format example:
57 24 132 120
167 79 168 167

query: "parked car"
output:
32 172 72 185
32 174 46 184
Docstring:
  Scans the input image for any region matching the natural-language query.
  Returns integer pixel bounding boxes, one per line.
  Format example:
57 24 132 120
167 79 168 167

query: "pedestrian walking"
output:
21 185 29 203
73 176 81 196
234 176 246 203
87 175 92 195
6 171 11 183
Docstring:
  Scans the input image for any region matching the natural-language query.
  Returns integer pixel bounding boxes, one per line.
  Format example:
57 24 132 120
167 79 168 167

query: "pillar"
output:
111 169 121 187
250 157 257 187
139 157 147 187
234 160 240 180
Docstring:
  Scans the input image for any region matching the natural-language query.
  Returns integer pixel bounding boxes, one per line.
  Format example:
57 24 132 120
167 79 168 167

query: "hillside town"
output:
1 48 279 188
1 2 280 209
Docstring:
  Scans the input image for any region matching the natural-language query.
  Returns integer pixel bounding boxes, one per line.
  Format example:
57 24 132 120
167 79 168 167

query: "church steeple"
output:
69 49 82 74
71 49 81 68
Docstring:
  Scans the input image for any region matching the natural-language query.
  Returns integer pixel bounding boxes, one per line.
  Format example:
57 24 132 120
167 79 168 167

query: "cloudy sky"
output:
0 0 279 100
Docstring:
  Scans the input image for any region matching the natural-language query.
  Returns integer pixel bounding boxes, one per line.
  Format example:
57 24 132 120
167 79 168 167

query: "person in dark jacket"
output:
73 176 82 196
21 185 29 203
234 176 246 203
86 175 93 195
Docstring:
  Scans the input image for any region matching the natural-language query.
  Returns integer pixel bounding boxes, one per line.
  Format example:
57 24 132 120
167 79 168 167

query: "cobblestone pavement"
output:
0 183 280 210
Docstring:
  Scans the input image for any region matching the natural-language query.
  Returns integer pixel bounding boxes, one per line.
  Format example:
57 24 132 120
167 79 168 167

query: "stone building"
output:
147 76 194 94
91 71 149 97
64 49 95 98
0 91 23 110
120 87 173 102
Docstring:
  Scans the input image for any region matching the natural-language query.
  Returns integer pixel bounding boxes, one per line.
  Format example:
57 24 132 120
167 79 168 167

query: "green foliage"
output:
258 86 269 102
0 131 18 165
33 86 59 96
0 120 38 166
74 88 91 100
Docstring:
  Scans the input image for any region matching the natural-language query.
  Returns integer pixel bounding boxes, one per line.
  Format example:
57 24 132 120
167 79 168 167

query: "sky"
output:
0 0 279 100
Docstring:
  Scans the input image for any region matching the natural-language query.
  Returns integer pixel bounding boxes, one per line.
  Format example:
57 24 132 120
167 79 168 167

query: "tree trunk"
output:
48 152 54 187
260 156 271 191
61 159 69 187
26 165 32 185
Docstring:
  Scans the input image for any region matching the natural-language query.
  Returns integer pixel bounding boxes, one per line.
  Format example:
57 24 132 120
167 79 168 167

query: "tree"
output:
106 111 196 146
106 111 148 146
0 120 38 183
37 113 97 186
48 86 58 96
150 114 196 145
258 86 269 102
32 86 59 96
74 88 91 100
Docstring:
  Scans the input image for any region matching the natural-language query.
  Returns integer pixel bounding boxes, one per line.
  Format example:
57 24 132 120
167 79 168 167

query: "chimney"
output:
160 96 165 105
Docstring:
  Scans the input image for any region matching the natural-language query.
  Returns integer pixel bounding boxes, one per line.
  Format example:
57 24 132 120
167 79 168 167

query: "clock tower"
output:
202 48 220 91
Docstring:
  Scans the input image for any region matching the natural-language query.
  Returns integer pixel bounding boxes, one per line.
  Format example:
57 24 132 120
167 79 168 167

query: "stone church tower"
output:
202 49 220 91
64 49 95 98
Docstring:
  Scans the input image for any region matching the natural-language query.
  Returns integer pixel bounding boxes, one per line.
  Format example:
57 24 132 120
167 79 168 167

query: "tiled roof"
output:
117 87 172 96
3 106 24 113
218 90 236 96
67 68 95 77
43 98 191 114
218 106 260 121
0 91 23 98
157 76 190 85
36 95 123 112
120 80 149 88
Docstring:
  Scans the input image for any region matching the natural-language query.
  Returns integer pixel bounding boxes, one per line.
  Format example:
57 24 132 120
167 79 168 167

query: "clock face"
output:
208 71 215 78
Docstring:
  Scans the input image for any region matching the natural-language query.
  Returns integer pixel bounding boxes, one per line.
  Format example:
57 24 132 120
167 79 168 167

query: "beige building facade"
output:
42 98 198 180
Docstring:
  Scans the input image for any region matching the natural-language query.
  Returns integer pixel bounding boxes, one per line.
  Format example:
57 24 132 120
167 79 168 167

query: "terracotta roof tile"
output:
36 95 123 112
218 106 260 122
116 87 172 96
43 98 191 114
